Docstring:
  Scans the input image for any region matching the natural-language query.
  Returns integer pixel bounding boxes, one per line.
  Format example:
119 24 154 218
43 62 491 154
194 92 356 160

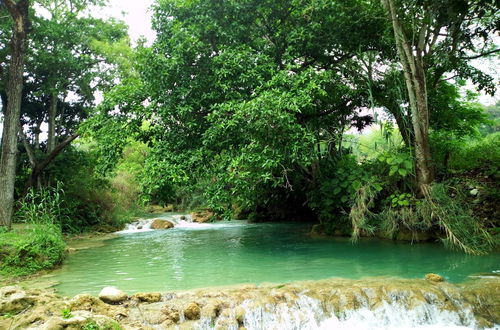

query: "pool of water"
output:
51 220 499 296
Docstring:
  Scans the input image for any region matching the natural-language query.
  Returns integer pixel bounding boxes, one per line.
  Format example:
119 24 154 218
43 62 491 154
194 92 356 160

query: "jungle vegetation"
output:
0 0 499 275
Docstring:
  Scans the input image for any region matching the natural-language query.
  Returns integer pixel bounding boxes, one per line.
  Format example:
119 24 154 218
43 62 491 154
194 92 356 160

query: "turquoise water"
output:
51 221 499 296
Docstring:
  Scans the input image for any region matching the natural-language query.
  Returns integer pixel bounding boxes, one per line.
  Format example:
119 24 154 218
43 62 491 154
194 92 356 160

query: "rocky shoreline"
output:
1 277 499 329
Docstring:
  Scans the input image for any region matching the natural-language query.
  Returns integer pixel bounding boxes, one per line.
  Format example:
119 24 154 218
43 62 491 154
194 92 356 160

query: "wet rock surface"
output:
132 292 162 303
425 273 445 282
190 210 214 223
1 277 499 329
150 218 175 230
98 286 128 304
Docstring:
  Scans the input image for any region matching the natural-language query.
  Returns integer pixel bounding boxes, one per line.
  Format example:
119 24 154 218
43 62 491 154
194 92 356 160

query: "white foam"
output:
200 292 498 330
117 215 249 233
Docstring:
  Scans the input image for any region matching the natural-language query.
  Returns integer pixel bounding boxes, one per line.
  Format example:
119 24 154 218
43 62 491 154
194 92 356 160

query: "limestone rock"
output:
190 210 214 223
43 312 117 330
184 302 201 320
151 219 175 230
69 293 118 317
161 306 180 323
201 299 223 319
0 286 36 314
98 287 128 304
234 306 245 324
132 292 162 303
425 273 445 282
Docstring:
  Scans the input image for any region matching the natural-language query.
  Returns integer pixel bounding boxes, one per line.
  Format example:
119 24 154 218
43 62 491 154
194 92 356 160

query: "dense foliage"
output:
87 0 498 254
0 0 498 271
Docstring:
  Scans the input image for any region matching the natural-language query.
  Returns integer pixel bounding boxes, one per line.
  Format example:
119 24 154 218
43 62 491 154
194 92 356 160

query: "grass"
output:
0 223 66 277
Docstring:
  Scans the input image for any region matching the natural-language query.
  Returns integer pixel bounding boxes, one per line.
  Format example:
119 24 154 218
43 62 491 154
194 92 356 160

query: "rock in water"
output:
190 210 214 223
132 292 162 303
151 219 175 229
184 302 201 320
425 273 445 282
98 287 128 304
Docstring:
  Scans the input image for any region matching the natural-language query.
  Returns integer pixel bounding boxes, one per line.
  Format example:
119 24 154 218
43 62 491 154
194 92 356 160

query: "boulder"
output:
70 294 111 315
190 210 214 223
425 273 445 282
132 292 162 303
98 287 128 304
184 302 201 320
151 219 175 230
161 305 180 323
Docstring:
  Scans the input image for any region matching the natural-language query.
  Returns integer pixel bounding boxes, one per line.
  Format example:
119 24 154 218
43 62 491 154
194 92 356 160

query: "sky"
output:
0 0 158 135
100 0 156 45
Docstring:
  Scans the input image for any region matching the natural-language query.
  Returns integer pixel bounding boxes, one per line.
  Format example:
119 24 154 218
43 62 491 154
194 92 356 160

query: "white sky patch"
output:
95 0 156 45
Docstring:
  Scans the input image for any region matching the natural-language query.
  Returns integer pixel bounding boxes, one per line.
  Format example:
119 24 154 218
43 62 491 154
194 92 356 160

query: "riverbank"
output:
1 277 499 329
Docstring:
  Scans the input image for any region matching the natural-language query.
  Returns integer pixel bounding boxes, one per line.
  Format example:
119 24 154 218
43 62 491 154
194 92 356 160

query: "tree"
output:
10 0 128 190
381 0 499 193
0 0 30 228
90 0 385 217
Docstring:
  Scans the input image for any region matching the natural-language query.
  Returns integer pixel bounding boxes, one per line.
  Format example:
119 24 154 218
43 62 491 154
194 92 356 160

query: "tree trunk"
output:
382 0 434 194
47 91 58 153
0 0 30 229
34 120 42 150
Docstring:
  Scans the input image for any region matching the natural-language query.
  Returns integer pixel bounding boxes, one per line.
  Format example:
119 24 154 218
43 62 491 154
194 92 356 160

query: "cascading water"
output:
154 278 498 330
118 214 199 233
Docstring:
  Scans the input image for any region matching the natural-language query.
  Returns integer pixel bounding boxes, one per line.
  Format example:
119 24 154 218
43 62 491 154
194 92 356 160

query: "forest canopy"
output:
1 0 499 260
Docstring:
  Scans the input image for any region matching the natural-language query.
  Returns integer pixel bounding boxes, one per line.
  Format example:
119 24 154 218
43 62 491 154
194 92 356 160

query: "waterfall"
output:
153 278 499 330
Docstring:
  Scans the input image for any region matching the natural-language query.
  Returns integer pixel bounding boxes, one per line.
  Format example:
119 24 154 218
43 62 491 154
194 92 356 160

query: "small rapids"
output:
117 214 207 233
231 293 479 330
4 275 498 329
130 278 500 330
118 214 248 233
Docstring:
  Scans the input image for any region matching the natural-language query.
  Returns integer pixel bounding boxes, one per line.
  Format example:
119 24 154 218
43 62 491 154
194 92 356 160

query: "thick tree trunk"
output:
382 0 434 194
0 0 30 229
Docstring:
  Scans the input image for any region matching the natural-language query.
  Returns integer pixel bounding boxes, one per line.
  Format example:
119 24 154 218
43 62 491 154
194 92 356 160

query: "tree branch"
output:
461 48 500 60
18 128 36 167
32 133 79 177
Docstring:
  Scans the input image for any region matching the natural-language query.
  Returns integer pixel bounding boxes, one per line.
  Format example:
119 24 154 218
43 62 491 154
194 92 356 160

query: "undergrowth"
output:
349 181 494 255
0 223 66 276
0 186 67 277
